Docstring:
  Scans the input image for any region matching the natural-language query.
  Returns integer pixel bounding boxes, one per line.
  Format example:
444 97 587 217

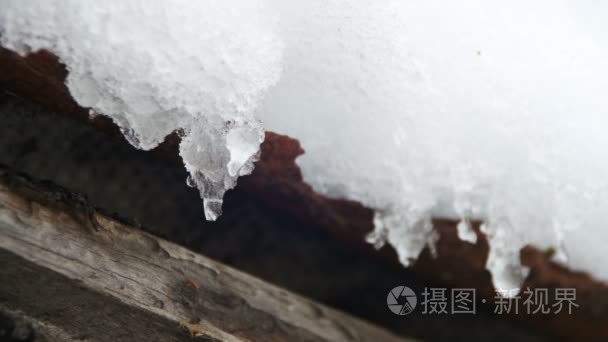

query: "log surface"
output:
0 165 407 342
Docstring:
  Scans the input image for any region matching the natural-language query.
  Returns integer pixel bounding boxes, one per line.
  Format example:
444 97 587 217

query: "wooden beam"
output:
0 165 408 342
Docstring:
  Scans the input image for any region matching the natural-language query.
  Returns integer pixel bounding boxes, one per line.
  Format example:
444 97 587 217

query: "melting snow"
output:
2 0 608 293
0 0 283 220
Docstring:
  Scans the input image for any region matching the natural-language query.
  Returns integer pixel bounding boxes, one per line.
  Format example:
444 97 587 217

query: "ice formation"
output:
3 0 608 293
0 0 283 220
256 0 608 292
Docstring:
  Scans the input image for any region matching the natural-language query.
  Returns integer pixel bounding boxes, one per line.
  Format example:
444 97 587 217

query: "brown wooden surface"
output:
0 165 408 342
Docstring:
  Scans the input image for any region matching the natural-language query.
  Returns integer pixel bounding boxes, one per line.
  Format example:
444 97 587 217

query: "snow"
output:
0 0 283 221
2 0 608 293
257 0 608 293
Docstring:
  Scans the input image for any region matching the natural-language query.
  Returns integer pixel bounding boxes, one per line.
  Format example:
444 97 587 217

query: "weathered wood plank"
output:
0 165 408 342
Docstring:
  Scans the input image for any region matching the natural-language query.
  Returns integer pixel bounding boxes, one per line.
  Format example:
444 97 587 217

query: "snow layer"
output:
0 0 283 220
256 0 608 292
3 0 608 293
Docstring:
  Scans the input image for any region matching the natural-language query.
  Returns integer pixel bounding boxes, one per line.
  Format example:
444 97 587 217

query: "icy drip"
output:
0 0 282 220
180 116 264 220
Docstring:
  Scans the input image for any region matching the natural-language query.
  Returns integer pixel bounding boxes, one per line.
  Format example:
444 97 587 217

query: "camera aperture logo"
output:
387 286 417 315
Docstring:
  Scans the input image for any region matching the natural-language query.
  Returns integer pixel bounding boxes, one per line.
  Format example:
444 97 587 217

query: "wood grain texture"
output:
0 165 408 342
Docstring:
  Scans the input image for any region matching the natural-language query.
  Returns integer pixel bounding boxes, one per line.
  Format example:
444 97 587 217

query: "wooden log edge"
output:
0 164 409 342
